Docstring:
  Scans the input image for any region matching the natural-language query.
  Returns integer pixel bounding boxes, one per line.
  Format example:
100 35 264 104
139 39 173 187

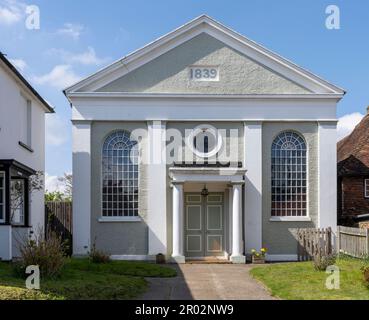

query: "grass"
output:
250 256 369 300
0 258 177 300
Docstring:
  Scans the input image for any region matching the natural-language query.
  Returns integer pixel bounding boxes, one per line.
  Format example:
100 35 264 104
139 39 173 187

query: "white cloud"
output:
56 23 85 40
45 114 69 146
9 58 26 71
48 47 109 66
337 112 364 141
45 173 66 193
0 0 24 25
32 64 81 89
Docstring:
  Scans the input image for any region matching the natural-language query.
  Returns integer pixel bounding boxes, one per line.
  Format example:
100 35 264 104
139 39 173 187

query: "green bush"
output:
313 254 337 271
12 231 66 279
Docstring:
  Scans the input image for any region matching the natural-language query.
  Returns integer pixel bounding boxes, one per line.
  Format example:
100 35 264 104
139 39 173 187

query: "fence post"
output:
337 226 341 256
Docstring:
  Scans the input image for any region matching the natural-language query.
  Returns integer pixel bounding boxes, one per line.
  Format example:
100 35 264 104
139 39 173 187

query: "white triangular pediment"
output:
65 15 344 96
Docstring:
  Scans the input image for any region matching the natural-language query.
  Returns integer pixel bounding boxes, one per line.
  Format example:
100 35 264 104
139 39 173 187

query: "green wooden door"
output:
185 193 224 258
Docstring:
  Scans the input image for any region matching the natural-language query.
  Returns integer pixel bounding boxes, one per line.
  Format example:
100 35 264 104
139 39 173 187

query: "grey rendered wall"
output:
98 33 309 94
262 122 318 255
90 122 149 255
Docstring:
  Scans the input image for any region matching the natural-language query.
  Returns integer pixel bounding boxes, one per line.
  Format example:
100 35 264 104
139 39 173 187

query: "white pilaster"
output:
72 121 91 256
231 182 246 264
318 121 337 232
147 121 167 256
172 181 185 263
244 122 263 254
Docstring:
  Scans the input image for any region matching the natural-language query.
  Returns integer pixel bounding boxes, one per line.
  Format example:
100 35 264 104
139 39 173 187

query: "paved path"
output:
139 264 275 300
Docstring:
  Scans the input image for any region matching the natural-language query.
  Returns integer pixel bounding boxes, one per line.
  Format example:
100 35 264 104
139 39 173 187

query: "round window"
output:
187 124 222 158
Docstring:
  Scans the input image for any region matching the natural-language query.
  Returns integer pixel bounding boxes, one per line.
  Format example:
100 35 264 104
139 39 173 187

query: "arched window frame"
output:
271 131 308 218
101 130 139 218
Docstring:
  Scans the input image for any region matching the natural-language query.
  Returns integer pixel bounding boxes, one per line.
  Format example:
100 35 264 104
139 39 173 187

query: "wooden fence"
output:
337 226 369 258
45 201 73 255
297 228 333 261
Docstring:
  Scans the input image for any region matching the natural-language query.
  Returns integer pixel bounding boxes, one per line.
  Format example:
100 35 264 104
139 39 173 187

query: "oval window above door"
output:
187 124 223 158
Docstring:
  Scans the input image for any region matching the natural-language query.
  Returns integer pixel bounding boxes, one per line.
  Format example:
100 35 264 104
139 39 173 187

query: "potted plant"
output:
156 253 166 264
251 248 267 264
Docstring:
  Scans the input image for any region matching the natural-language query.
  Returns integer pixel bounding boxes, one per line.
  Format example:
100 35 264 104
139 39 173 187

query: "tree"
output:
58 173 72 201
44 191 65 202
11 171 44 224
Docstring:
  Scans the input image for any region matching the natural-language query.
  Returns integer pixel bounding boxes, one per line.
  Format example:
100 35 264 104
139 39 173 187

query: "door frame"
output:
184 192 225 258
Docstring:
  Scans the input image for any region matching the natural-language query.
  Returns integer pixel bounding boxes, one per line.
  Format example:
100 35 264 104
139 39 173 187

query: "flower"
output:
251 249 256 254
261 248 267 253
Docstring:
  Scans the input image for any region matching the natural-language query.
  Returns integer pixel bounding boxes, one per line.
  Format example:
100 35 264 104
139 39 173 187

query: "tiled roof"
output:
338 111 369 175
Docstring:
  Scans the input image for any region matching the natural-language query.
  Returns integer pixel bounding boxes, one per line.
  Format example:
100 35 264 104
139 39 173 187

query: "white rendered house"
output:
0 53 54 261
65 15 345 263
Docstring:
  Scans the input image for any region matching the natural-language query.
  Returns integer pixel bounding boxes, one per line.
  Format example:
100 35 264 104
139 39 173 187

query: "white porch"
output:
169 167 247 264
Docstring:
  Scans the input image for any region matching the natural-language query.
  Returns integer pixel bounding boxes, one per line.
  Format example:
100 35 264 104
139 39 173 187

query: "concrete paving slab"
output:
139 264 275 300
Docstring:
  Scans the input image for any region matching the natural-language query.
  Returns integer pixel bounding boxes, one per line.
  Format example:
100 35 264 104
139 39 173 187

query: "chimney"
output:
367 106 369 114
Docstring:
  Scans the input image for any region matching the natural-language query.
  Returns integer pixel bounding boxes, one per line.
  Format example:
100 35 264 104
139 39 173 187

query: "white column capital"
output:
171 181 185 187
244 120 263 126
230 181 245 186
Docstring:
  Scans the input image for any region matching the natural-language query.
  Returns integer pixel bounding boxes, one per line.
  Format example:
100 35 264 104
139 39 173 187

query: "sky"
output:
0 0 368 191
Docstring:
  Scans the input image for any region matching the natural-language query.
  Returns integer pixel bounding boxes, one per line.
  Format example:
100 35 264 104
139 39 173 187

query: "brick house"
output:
337 108 369 225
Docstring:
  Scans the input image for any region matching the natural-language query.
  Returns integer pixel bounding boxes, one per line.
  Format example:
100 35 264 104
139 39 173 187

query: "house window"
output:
0 172 5 223
11 179 25 225
102 131 139 217
20 95 32 148
271 131 307 217
364 179 369 198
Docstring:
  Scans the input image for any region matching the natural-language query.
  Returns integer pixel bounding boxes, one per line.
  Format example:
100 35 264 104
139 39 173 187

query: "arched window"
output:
271 131 307 217
102 131 139 217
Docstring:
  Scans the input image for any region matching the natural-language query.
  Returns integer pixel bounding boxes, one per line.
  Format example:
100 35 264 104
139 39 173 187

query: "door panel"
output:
207 235 223 253
207 205 222 230
187 205 202 230
185 193 224 257
187 235 202 253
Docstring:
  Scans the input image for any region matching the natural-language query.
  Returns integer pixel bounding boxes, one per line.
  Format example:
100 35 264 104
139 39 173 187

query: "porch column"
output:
231 182 246 264
172 181 185 263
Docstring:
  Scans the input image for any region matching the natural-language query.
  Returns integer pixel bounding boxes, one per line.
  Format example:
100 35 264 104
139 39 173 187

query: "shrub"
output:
12 230 66 279
89 241 110 264
313 253 337 271
362 266 369 283
360 258 369 284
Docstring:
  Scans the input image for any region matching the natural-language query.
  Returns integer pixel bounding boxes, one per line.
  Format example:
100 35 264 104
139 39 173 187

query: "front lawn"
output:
250 257 369 300
0 258 176 300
